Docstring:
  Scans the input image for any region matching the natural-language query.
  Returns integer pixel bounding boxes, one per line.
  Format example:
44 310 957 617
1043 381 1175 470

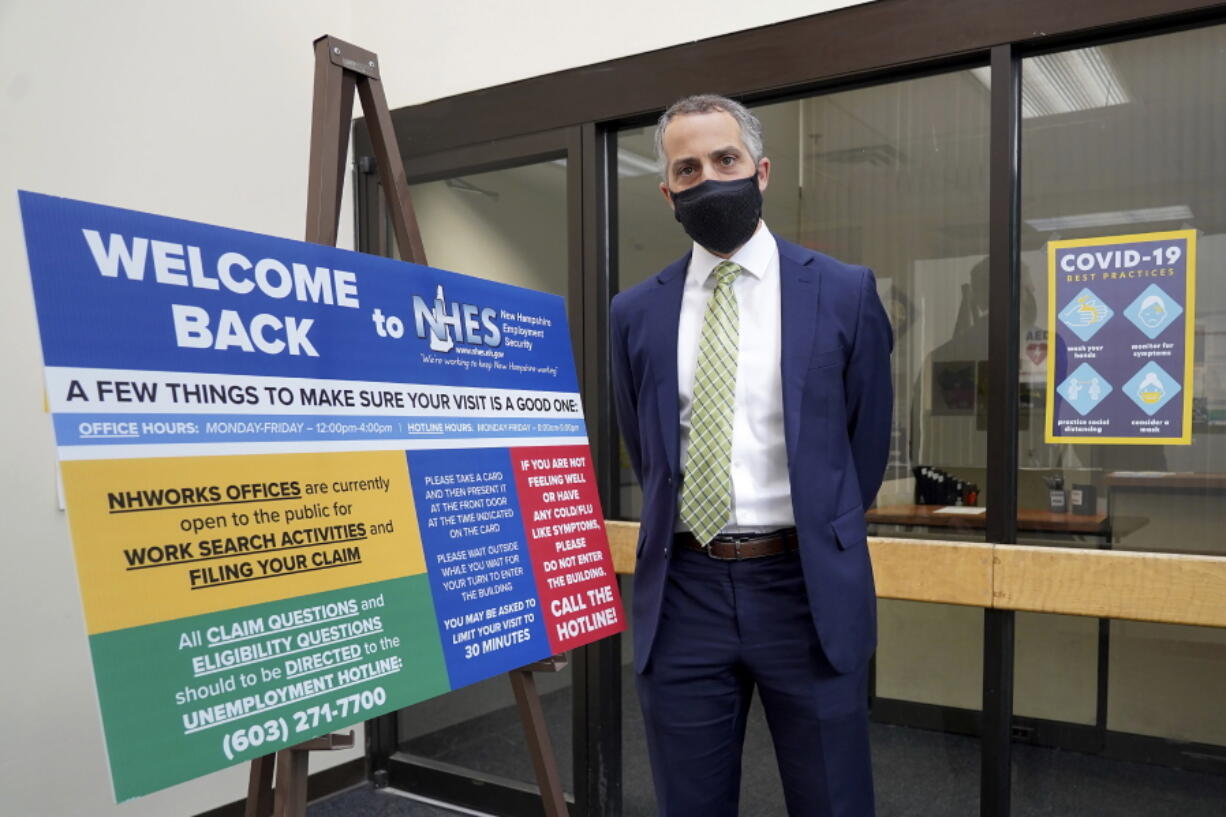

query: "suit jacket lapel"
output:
651 254 689 477
778 239 820 457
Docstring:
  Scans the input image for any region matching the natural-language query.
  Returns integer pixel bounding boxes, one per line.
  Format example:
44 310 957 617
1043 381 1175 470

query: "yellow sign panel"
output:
63 450 424 634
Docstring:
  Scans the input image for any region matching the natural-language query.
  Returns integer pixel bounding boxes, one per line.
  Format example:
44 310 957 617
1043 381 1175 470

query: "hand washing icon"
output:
1069 295 1109 327
1059 289 1114 341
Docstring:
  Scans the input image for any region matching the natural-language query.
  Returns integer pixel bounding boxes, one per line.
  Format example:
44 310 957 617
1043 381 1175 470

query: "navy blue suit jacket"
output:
610 236 894 675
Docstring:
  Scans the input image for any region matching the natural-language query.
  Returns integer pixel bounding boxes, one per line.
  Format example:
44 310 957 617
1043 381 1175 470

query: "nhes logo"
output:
413 285 502 352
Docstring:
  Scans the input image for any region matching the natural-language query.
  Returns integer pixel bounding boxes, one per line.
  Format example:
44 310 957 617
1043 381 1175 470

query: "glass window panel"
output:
617 73 993 539
791 77 991 541
1014 612 1098 726
392 159 573 789
1107 620 1226 746
615 67 990 813
615 129 678 521
1018 25 1226 812
1020 27 1226 556
876 600 983 710
408 163 568 295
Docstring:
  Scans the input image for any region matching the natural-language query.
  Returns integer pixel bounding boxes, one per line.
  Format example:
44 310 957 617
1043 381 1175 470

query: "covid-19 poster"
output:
1046 229 1196 444
18 191 624 800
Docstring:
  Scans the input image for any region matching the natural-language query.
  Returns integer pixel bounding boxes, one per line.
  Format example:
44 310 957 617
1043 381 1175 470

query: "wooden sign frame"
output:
243 34 570 817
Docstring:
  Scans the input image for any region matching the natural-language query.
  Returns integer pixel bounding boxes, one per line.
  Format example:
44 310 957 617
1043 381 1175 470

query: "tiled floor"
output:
310 675 1226 816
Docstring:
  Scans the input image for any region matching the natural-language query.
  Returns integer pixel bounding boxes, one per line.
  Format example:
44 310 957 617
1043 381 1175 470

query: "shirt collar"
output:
689 221 775 282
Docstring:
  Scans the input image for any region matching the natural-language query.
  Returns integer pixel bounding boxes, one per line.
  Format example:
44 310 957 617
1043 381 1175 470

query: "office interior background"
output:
4 2 1226 816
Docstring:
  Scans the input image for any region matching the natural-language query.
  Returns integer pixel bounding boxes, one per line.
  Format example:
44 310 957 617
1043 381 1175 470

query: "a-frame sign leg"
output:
352 66 427 263
512 656 572 817
243 754 274 817
244 733 354 817
244 33 572 817
273 748 308 817
304 38 357 247
304 36 425 263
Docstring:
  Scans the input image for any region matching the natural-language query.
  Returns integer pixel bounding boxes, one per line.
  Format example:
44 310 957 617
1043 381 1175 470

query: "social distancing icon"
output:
1056 363 1112 416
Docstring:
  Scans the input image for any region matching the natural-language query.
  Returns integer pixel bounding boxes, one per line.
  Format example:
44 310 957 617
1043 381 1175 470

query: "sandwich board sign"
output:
19 190 623 800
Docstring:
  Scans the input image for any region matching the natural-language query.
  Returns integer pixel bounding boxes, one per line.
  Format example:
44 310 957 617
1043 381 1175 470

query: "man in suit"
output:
610 94 893 817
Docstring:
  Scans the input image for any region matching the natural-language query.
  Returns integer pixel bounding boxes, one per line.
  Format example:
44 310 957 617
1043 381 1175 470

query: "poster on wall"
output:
18 191 624 801
1046 229 1196 444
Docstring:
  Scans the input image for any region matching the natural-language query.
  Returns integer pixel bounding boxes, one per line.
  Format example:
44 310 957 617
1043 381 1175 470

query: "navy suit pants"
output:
636 545 874 817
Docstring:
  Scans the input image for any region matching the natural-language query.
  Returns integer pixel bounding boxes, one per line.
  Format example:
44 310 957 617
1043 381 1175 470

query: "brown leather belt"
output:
676 528 799 560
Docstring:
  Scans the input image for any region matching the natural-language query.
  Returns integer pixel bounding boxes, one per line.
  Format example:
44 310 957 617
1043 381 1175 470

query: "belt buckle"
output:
704 536 743 561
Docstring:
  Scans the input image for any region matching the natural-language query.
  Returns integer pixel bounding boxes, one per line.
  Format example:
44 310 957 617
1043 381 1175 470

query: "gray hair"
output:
653 94 765 179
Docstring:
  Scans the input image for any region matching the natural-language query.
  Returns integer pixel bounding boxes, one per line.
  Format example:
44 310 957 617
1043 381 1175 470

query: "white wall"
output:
0 2 868 815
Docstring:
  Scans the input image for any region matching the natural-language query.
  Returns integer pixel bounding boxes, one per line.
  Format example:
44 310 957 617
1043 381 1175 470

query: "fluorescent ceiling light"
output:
551 150 658 178
972 47 1130 118
1027 205 1193 232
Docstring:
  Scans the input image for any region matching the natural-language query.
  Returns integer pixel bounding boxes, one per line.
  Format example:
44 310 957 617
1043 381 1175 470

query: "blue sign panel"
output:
406 447 548 688
1046 230 1196 444
19 191 577 393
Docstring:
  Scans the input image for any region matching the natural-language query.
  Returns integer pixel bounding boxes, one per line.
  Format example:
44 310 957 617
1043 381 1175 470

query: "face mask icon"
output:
1138 295 1166 329
1138 372 1165 404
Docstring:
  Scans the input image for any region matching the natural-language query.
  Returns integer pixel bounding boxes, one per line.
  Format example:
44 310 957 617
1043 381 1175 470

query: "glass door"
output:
358 143 583 814
615 65 992 815
1013 24 1226 814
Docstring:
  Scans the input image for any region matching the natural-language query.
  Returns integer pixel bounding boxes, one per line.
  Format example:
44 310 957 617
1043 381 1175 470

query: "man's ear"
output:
660 182 675 211
756 157 771 193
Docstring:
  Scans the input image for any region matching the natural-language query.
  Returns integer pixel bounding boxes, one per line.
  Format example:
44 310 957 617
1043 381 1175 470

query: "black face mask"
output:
669 176 763 255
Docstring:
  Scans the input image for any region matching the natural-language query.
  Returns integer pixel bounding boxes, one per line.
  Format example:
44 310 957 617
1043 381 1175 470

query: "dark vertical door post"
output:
983 42 1022 817
570 122 624 817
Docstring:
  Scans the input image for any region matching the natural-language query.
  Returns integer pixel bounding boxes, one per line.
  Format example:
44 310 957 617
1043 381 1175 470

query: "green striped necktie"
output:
680 260 741 545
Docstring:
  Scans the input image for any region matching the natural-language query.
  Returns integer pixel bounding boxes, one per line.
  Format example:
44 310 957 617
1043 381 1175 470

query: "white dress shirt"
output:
677 222 794 534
